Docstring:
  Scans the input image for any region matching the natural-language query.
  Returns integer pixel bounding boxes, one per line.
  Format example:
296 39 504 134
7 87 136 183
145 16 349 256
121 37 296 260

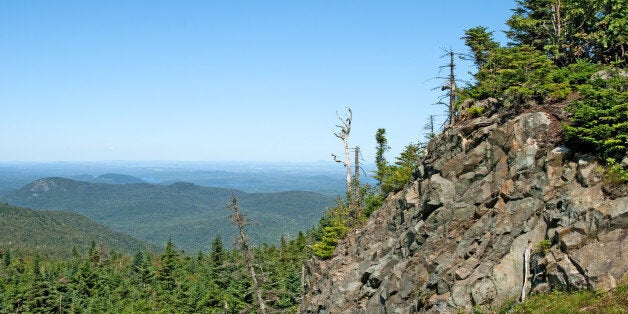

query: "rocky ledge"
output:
301 108 627 313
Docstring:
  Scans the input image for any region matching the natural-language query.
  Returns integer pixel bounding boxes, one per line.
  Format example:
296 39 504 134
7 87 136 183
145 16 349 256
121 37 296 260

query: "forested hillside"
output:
0 203 155 257
0 231 312 312
1 177 335 251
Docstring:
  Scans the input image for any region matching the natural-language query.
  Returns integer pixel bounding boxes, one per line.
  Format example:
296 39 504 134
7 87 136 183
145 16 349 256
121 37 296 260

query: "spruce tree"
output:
157 239 180 291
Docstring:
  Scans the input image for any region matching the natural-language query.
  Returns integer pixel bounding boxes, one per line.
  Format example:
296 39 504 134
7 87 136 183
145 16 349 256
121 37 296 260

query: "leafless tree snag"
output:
228 195 268 314
332 107 353 195
432 48 462 127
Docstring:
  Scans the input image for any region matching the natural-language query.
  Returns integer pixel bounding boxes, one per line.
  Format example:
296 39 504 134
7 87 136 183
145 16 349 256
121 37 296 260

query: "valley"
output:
0 203 156 257
1 176 336 252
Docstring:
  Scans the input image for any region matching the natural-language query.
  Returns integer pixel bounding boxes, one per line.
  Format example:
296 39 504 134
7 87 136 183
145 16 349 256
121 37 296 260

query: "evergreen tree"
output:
563 71 628 161
591 0 628 64
380 143 423 194
462 26 499 68
157 239 180 291
209 234 225 270
3 249 11 267
87 241 100 267
506 0 627 65
131 249 155 286
374 128 390 189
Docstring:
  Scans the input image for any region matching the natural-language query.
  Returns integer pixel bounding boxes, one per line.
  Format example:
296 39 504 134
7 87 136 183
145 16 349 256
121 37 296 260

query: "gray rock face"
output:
301 110 628 312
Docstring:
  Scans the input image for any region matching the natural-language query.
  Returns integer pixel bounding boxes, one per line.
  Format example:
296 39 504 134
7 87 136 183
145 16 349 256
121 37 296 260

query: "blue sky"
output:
1 1 515 163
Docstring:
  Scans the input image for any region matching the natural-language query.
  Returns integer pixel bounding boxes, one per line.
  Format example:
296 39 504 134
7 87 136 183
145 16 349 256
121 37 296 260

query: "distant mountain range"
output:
0 161 355 196
71 173 145 184
0 203 155 257
1 177 336 252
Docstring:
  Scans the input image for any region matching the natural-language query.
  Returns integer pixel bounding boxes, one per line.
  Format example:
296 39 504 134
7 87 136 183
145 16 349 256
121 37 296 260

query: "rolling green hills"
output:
0 203 155 257
1 177 335 252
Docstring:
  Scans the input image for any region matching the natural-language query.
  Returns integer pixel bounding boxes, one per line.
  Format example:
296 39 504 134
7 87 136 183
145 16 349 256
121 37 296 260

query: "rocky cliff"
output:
301 104 628 313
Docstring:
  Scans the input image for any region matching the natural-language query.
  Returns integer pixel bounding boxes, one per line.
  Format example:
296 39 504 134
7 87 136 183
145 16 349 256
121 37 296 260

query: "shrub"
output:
534 239 552 254
466 45 566 105
312 202 350 259
380 143 423 194
467 105 485 117
605 158 628 184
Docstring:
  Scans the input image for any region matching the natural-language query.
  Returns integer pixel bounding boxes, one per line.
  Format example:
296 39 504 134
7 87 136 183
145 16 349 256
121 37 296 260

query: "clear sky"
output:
1 1 515 163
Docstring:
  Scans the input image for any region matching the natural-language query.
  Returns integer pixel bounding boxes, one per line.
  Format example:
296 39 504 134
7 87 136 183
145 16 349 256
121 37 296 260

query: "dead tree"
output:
332 107 353 196
353 145 360 195
424 114 436 139
351 146 361 217
521 240 532 302
440 49 457 125
432 48 462 126
228 195 267 314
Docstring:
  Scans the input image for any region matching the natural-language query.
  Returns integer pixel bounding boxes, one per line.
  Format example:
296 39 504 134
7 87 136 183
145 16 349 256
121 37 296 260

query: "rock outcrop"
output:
301 108 627 313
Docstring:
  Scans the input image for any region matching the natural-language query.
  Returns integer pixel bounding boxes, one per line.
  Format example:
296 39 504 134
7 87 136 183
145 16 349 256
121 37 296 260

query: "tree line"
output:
0 232 311 313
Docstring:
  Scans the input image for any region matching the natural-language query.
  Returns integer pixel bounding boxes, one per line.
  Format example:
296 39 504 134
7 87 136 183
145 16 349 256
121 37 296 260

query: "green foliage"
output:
157 239 181 290
513 275 628 313
605 158 628 183
381 164 414 194
0 203 154 257
374 128 390 188
591 0 628 64
0 232 315 313
312 202 350 259
380 143 423 194
462 45 571 106
535 239 552 254
374 130 423 194
552 59 600 86
131 249 155 285
361 186 385 219
506 0 627 66
563 71 628 162
462 26 499 68
467 105 486 117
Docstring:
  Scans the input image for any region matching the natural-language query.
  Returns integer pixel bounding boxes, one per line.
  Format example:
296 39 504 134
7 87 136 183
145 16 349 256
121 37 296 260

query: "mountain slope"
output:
0 203 155 257
72 173 145 184
301 107 627 312
1 178 335 251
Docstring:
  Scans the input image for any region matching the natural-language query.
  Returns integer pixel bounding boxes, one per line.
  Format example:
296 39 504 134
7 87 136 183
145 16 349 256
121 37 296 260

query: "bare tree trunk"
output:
332 107 353 195
448 50 457 125
434 49 459 126
354 146 360 185
228 195 268 314
298 264 306 313
352 146 361 217
521 241 532 302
